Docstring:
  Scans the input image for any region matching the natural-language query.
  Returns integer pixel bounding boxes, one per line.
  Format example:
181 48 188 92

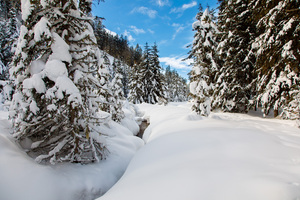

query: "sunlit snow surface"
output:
1 102 300 200
0 106 143 200
99 102 300 200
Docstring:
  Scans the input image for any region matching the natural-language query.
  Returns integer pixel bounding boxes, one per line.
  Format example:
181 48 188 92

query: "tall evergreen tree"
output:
164 66 188 102
10 0 109 164
139 43 152 103
251 0 300 118
188 6 219 116
110 58 125 122
0 0 20 80
128 62 144 104
129 43 166 104
213 0 256 113
147 43 166 104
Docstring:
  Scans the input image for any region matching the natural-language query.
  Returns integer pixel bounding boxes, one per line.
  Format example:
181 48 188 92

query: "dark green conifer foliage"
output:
251 0 300 118
148 43 166 104
165 66 188 102
110 59 125 122
213 0 256 113
0 0 20 79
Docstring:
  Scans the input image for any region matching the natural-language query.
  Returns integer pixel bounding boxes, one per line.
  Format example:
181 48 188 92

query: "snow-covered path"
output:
99 102 300 200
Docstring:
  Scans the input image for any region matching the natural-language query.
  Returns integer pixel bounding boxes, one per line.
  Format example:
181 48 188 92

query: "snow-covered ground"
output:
99 102 300 200
0 103 144 200
1 102 300 200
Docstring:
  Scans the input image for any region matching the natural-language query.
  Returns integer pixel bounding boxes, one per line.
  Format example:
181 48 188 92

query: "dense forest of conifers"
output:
189 0 299 120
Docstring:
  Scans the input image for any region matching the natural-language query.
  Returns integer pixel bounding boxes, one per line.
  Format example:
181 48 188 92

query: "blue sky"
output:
92 0 219 79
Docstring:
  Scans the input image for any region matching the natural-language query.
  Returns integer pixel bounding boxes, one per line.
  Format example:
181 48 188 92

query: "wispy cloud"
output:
153 0 170 7
170 1 197 14
158 40 168 46
159 56 192 70
123 30 135 42
130 26 146 35
148 29 155 34
131 6 158 18
172 23 185 40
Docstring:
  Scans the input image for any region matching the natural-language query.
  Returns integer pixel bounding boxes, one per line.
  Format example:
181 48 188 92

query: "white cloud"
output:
170 1 197 13
123 30 135 42
148 29 155 34
131 6 157 18
172 23 185 40
130 26 145 35
153 0 170 7
172 23 180 27
159 56 192 70
158 40 168 46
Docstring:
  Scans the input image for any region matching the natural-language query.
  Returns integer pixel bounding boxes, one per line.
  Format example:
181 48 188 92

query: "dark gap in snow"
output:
137 119 149 139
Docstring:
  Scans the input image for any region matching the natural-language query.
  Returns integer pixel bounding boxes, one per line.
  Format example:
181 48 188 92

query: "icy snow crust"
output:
99 102 300 200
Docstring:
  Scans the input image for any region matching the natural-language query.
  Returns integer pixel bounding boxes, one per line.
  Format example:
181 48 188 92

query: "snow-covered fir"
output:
9 0 116 164
188 7 219 116
164 65 189 102
129 43 167 105
188 0 299 121
213 0 256 113
251 0 300 119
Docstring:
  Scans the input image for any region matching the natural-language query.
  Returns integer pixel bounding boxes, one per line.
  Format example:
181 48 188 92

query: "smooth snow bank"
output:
99 102 300 200
0 105 144 200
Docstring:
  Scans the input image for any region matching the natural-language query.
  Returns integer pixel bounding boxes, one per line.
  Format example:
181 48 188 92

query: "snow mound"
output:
0 107 144 200
183 112 203 121
98 102 300 200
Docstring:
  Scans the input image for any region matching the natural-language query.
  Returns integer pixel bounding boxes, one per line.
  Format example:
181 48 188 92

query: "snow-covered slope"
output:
99 102 300 200
0 103 144 200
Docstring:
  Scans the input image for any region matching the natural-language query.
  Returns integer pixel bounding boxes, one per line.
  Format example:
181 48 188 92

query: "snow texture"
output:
0 103 144 200
21 0 34 21
33 17 51 42
99 102 300 200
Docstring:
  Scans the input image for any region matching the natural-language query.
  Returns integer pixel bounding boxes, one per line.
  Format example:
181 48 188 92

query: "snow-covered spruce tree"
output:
121 62 130 98
188 6 218 116
129 43 152 104
172 71 188 102
10 0 109 164
128 44 144 104
95 53 115 121
139 43 152 103
128 62 144 104
96 53 125 123
147 43 167 104
0 0 20 80
213 0 256 113
164 65 172 101
109 58 125 122
176 74 189 102
251 0 300 118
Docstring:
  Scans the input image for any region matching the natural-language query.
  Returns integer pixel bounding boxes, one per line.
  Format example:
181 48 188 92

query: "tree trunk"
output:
274 109 279 118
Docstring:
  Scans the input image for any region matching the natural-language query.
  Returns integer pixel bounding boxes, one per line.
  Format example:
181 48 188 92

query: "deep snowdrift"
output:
0 103 144 200
99 102 300 200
